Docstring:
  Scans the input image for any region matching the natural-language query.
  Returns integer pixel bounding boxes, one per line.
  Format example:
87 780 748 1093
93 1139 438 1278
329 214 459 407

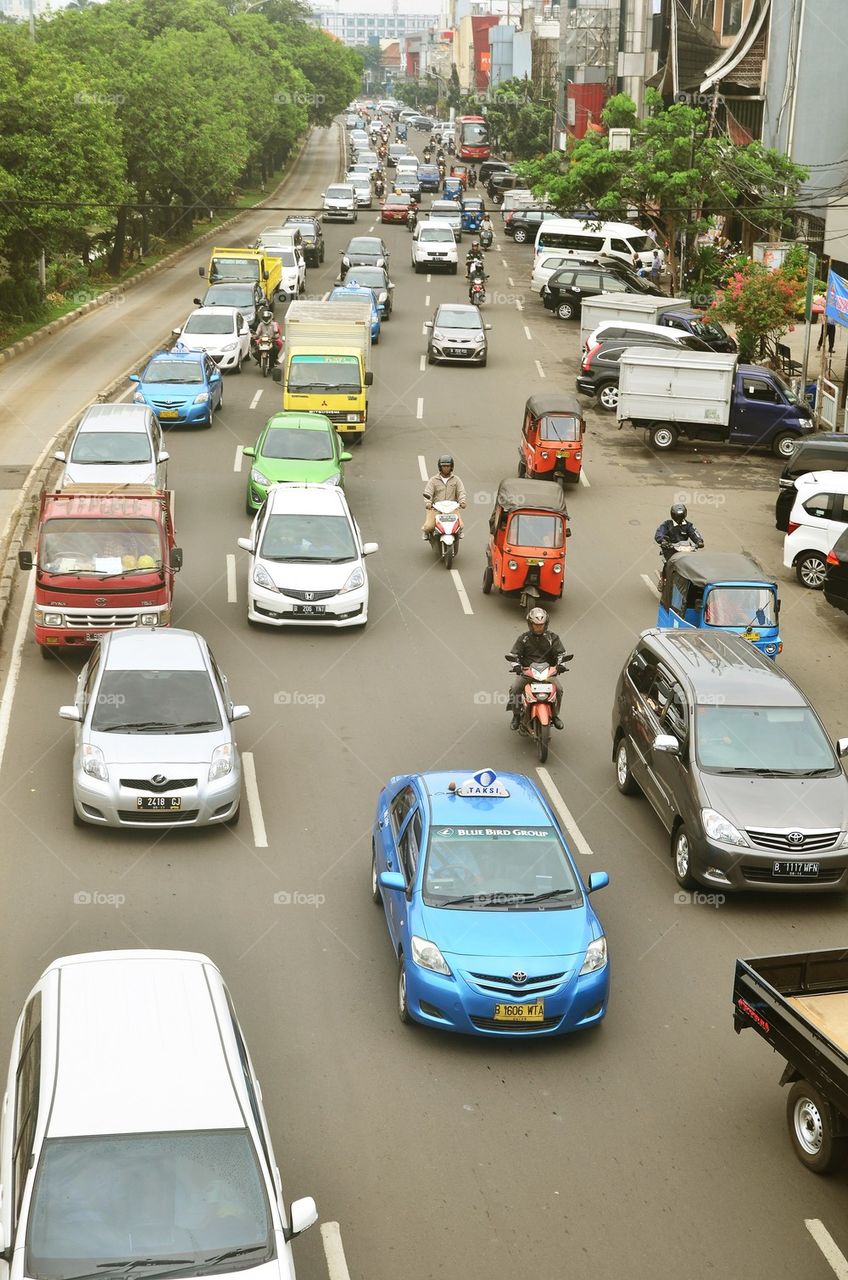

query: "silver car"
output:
56 403 169 490
428 200 463 242
425 303 491 366
60 628 249 829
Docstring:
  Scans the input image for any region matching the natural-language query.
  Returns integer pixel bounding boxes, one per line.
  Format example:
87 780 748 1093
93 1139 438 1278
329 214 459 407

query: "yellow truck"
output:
199 247 282 307
275 300 373 444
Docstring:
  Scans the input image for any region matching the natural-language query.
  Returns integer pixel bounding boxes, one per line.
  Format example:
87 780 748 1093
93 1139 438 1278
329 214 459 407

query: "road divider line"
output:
641 573 659 598
419 354 426 372
534 359 545 378
0 573 35 775
425 295 430 306
417 454 429 482
368 225 374 232
450 568 474 615
427 273 432 283
416 397 424 419
226 554 237 604
579 468 590 488
422 321 428 336
249 390 263 410
321 1223 352 1280
524 325 532 341
536 767 594 857
806 1220 848 1279
234 445 244 472
516 298 524 311
501 258 508 268
242 753 268 848
508 276 515 286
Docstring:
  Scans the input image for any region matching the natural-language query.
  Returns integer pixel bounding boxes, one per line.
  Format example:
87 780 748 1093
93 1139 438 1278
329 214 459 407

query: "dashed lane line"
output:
234 445 244 472
534 359 545 378
806 1220 848 1279
524 325 532 341
579 468 590 488
537 767 594 858
321 1223 352 1280
249 390 263 409
417 454 429 482
641 573 659 598
226 554 237 604
243 753 268 848
450 568 474 615
416 397 424 419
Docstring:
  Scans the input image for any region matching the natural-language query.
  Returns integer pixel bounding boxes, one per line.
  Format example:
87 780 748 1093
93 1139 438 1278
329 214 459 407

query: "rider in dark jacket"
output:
655 503 704 561
509 608 568 730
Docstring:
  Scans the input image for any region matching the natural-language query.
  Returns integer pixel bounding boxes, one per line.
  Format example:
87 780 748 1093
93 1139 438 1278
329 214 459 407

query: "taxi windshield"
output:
703 586 777 628
144 360 203 385
507 513 564 548
539 414 581 442
423 826 580 908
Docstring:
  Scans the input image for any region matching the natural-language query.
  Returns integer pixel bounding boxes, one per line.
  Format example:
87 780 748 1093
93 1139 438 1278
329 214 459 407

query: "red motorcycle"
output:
506 653 572 763
469 276 486 306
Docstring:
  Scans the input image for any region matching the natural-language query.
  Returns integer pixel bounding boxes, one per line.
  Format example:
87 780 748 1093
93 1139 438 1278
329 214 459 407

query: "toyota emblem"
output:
787 831 805 846
152 774 166 786
512 970 528 985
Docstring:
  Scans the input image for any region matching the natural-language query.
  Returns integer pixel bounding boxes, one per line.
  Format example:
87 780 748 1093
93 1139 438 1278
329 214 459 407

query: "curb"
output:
0 130 314 369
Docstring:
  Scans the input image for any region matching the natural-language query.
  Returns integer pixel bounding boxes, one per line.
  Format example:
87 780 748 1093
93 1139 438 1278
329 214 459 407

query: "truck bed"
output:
787 994 848 1056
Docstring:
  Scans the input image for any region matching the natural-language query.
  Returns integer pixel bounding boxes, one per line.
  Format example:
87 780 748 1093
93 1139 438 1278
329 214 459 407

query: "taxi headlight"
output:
82 744 108 782
579 936 607 976
701 808 748 847
253 563 278 592
411 935 451 976
193 391 210 405
209 744 233 782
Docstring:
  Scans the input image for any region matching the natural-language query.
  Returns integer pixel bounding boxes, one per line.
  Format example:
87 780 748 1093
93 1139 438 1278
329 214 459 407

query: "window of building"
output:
699 0 715 26
722 0 742 35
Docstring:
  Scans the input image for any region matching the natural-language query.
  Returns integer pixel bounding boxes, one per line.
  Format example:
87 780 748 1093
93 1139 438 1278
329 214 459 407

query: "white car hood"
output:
61 462 157 487
260 558 363 594
178 333 232 354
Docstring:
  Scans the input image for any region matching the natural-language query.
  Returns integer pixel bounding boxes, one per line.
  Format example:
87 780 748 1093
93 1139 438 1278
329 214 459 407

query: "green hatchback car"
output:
244 413 352 513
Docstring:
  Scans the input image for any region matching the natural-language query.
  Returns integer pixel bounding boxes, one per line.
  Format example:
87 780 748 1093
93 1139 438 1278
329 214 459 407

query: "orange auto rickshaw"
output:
483 478 571 608
518 394 586 485
449 164 469 190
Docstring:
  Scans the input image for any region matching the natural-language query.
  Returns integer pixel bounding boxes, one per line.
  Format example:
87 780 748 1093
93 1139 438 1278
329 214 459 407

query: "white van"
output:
534 218 663 268
411 221 458 273
0 950 317 1280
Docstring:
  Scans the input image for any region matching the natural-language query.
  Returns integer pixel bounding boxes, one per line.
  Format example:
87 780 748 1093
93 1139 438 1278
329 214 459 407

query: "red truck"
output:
18 485 182 655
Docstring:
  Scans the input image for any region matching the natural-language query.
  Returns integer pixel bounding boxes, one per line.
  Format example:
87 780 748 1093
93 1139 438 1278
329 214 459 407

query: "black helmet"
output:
438 454 454 472
670 503 687 523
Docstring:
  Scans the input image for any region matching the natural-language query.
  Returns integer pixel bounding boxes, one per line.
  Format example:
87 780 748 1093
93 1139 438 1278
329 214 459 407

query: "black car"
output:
344 266 394 318
576 332 711 411
503 207 559 243
407 114 434 131
193 282 265 330
486 172 527 203
339 236 390 278
542 264 663 320
824 527 848 614
478 159 512 186
283 215 324 266
774 433 848 532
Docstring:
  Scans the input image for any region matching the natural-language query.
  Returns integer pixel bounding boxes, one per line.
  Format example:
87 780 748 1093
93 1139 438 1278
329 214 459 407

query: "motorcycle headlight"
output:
701 808 749 847
411 934 451 976
253 563 278 592
193 391 210 404
250 467 270 486
340 565 365 593
579 936 607 976
81 744 108 782
208 743 234 782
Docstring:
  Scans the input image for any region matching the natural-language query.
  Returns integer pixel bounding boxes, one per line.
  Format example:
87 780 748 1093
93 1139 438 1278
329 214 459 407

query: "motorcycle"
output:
469 277 486 306
480 227 493 249
375 178 385 199
657 536 703 590
254 335 276 378
427 500 463 569
506 653 572 764
423 146 432 164
407 207 418 232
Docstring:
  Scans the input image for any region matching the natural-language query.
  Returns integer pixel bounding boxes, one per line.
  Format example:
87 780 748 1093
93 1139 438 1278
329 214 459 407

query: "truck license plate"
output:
773 860 819 877
85 632 106 642
137 796 181 810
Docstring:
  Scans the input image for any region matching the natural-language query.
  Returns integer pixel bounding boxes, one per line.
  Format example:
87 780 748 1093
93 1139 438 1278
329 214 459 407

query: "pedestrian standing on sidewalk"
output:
818 320 836 353
649 249 662 287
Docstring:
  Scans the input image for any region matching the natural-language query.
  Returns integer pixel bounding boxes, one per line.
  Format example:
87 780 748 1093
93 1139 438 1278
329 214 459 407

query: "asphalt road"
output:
1 123 848 1280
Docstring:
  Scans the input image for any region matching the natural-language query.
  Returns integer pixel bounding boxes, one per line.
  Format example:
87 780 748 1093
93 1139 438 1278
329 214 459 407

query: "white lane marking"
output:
579 468 590 488
425 294 430 306
249 390 263 410
516 298 524 312
243 753 268 848
234 445 244 472
419 354 426 372
321 1223 352 1280
0 573 36 774
508 276 515 286
450 568 473 615
524 325 532 341
501 257 508 268
534 359 545 378
641 573 660 598
417 454 429 482
416 397 424 419
226 555 237 604
422 321 428 336
806 1221 848 1279
368 224 374 232
427 273 432 283
536 767 594 857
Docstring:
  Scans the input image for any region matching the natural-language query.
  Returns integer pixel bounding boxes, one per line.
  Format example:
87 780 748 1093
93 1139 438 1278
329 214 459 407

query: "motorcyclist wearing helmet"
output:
465 241 484 276
655 503 704 562
252 308 282 365
422 454 467 539
509 608 568 730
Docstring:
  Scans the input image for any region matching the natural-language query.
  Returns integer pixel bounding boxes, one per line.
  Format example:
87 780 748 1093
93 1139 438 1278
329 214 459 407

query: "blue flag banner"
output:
824 269 848 327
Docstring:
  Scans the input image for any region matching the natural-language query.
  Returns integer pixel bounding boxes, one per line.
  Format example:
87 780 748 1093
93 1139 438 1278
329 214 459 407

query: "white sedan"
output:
172 306 251 372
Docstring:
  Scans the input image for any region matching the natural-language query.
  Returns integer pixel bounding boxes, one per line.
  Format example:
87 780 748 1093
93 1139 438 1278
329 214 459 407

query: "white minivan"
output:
783 471 848 588
411 221 458 273
534 218 663 269
0 950 317 1280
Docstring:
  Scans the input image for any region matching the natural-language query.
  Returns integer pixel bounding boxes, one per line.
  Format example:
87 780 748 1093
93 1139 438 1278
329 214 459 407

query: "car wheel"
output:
787 1080 848 1173
398 954 413 1025
556 300 576 320
427 346 436 365
245 497 256 517
795 551 827 589
597 382 619 412
233 352 243 374
451 263 458 274
672 825 698 890
371 845 382 904
513 227 528 244
479 353 487 366
40 645 55 660
614 737 640 796
773 432 798 459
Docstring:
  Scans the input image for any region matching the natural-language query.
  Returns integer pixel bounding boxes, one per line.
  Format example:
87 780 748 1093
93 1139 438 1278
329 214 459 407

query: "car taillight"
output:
827 550 840 566
582 342 600 371
787 520 799 534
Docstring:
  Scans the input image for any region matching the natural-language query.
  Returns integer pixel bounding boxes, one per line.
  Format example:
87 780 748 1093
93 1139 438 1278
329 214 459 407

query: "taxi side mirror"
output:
379 872 406 893
129 374 140 382
587 872 609 893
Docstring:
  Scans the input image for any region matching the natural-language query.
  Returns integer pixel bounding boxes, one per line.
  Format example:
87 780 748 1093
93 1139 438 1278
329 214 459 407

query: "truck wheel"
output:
773 432 798 459
650 423 678 451
672 824 698 890
556 300 576 321
597 382 619 412
40 646 55 661
787 1080 848 1173
795 551 827 589
614 738 639 796
517 461 527 478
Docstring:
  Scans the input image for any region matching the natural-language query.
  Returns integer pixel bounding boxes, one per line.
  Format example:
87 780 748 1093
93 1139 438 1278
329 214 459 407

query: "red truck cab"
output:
18 485 182 654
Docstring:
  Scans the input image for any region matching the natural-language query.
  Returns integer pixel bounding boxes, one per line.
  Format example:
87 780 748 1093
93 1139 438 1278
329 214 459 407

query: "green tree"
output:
464 78 553 160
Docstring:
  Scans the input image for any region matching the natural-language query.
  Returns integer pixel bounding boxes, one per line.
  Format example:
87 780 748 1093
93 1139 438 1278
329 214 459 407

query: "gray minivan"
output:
612 630 848 893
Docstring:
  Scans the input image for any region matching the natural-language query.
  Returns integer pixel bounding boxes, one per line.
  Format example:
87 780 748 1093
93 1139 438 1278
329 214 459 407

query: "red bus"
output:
455 115 490 161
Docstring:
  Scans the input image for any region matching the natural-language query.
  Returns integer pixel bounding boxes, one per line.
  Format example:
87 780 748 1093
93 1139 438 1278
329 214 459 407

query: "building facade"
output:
310 7 436 45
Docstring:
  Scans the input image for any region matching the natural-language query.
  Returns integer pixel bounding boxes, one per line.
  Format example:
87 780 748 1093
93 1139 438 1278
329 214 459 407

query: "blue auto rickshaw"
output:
460 195 485 232
657 551 782 658
442 175 463 202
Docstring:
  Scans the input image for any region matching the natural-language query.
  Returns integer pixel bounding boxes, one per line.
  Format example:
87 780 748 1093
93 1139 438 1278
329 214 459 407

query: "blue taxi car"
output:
371 768 610 1037
130 348 223 428
328 285 381 343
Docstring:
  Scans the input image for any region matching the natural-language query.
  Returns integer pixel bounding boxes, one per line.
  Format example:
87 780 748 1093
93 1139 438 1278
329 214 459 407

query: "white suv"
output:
322 183 358 222
238 483 379 627
783 470 848 588
411 221 458 274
